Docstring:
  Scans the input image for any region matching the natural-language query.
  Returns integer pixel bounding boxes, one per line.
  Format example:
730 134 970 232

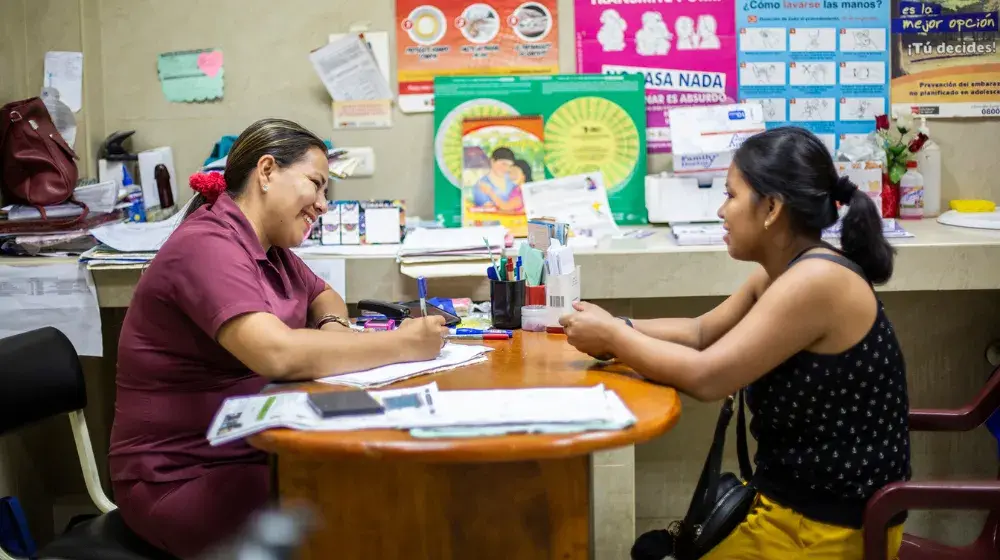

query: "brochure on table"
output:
206 382 636 446
736 0 891 152
521 172 620 239
433 74 647 229
573 0 738 153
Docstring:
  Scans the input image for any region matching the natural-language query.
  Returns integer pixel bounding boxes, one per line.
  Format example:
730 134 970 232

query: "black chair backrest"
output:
0 327 86 435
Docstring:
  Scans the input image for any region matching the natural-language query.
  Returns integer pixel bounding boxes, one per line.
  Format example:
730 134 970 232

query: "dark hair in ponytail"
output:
184 118 327 219
733 126 895 284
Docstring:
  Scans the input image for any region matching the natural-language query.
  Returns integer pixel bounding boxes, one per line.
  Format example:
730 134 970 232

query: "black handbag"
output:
632 390 756 560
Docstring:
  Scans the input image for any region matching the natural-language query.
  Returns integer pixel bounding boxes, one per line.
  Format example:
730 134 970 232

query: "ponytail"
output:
182 192 210 220
839 185 895 285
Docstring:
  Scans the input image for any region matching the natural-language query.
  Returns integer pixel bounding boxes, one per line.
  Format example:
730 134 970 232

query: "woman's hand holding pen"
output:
395 316 449 361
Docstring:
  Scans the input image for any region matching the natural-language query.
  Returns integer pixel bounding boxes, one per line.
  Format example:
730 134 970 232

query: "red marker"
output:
446 333 510 341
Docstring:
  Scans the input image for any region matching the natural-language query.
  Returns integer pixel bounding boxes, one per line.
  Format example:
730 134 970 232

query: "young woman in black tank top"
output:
559 127 911 559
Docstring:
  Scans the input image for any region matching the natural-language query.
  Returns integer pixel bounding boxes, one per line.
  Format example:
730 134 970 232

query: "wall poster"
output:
575 0 738 153
890 0 1000 117
736 0 892 151
432 74 647 228
395 0 560 113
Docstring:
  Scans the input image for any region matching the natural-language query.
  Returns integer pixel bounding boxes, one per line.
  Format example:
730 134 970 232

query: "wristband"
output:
315 314 351 330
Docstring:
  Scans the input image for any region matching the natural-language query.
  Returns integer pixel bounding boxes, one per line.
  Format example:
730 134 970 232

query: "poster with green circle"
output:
433 74 647 228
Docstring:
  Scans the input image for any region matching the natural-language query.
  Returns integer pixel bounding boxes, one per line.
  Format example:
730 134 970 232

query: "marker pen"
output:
453 328 513 337
445 333 510 341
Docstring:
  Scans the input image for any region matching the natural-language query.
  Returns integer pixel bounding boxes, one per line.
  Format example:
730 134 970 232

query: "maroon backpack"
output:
0 97 87 222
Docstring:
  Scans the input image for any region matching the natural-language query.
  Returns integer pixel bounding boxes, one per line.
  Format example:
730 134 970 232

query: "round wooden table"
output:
249 332 681 560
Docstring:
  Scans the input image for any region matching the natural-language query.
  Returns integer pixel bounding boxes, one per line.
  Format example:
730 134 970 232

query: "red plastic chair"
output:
863 366 1000 559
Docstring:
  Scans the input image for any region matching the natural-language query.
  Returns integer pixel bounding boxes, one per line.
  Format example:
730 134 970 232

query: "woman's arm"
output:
217 313 448 381
308 287 351 331
606 263 834 401
631 267 768 349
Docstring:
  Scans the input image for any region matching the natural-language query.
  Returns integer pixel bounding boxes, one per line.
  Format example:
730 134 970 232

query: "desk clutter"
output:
207 380 637 445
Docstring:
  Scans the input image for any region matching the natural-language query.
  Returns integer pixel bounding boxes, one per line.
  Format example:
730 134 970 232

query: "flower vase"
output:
881 172 899 218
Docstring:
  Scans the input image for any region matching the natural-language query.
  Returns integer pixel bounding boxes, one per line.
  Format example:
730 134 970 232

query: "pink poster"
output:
575 0 737 153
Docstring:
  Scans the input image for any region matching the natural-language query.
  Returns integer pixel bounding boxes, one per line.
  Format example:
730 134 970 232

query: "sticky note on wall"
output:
157 49 225 103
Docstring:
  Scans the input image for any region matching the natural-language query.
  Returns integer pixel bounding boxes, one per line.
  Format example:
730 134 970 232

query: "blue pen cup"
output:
490 280 526 330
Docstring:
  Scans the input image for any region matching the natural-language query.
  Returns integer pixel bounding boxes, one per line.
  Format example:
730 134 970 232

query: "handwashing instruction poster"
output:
575 0 738 153
889 0 1000 117
395 0 560 113
433 74 647 228
736 0 891 151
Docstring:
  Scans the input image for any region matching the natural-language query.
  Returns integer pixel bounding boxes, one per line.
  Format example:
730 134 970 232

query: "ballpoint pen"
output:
453 328 513 337
445 333 510 341
417 276 428 317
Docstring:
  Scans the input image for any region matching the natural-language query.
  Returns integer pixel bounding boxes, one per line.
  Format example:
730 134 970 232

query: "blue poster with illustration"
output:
736 0 891 151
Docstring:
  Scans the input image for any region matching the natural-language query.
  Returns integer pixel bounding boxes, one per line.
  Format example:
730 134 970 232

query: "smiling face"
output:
718 164 774 261
259 147 329 249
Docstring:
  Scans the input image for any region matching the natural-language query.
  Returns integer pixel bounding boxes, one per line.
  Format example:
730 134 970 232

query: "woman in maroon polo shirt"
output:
109 118 447 558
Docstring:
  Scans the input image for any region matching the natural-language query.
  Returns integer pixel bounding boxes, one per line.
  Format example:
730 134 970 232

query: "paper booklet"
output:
318 342 492 389
206 382 636 446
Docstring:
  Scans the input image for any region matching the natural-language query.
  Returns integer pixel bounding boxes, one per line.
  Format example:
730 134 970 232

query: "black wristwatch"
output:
618 316 634 328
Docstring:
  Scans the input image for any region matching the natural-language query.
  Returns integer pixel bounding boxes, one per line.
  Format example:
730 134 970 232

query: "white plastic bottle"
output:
899 161 925 220
915 116 942 217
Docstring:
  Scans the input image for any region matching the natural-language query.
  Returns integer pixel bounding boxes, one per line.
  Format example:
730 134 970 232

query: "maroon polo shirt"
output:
109 193 326 483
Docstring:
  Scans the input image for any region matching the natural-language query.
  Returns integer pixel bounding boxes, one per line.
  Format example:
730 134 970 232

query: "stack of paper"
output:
398 226 507 264
206 381 637 446
319 343 492 389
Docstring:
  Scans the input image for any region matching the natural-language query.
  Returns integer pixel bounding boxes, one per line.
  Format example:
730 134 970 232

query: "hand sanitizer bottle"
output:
899 161 925 220
915 116 942 217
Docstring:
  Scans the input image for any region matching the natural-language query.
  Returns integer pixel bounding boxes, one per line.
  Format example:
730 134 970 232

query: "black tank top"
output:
748 247 911 528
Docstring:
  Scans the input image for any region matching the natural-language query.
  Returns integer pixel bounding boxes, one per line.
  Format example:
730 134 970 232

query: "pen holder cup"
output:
490 280 526 330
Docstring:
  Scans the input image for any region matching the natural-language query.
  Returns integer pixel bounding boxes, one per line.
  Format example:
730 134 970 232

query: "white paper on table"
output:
400 226 506 255
0 263 102 357
89 218 180 253
308 34 392 101
521 172 620 239
300 258 346 303
294 242 400 257
668 103 766 155
320 343 492 388
43 51 83 112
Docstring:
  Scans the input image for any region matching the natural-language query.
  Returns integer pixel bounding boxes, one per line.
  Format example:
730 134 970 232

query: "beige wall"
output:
1 0 995 216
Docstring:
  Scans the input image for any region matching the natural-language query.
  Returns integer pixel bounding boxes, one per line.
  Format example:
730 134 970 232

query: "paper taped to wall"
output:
157 49 225 102
0 263 103 357
43 51 83 112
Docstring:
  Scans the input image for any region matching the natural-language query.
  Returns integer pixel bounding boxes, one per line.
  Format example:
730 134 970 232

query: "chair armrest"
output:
909 365 1000 432
863 480 1000 560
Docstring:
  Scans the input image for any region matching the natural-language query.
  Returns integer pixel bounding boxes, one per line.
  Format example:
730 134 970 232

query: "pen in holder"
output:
490 279 526 330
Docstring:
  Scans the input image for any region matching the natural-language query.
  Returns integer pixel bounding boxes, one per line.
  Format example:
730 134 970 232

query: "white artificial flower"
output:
896 112 915 132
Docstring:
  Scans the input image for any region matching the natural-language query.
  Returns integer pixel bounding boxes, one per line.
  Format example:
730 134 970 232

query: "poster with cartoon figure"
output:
575 0 738 153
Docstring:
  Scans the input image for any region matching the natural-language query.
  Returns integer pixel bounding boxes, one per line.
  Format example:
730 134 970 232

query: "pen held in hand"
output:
417 276 428 317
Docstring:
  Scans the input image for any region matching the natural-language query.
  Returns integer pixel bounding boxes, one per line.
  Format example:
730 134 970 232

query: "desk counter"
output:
10 219 995 307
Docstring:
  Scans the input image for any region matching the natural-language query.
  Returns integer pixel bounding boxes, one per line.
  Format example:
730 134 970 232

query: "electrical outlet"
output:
339 147 375 177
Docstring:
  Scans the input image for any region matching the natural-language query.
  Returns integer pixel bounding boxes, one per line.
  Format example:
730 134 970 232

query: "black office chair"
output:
0 327 177 560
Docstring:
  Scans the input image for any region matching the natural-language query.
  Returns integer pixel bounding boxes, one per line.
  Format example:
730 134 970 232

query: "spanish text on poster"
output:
575 0 738 153
736 0 891 151
395 0 560 113
890 0 1000 117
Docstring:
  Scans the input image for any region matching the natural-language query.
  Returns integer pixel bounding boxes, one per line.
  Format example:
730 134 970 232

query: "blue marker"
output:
417 276 428 317
454 328 513 337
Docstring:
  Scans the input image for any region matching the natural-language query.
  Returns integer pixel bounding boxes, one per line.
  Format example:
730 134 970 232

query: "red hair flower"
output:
189 172 227 203
874 114 890 131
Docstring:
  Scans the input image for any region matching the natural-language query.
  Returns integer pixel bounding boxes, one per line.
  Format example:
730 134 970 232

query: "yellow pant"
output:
701 494 903 560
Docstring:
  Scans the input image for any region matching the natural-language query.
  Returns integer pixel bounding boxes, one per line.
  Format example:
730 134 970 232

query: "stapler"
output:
357 300 411 322
99 130 138 162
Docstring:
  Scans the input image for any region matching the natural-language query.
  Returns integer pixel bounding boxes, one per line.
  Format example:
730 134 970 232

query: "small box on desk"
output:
545 265 580 326
319 200 405 245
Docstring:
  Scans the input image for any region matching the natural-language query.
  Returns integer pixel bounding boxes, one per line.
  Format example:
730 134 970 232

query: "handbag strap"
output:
736 389 753 481
684 389 754 524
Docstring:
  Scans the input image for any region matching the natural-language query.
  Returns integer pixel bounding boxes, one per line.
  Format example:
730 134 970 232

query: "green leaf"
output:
889 164 906 184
